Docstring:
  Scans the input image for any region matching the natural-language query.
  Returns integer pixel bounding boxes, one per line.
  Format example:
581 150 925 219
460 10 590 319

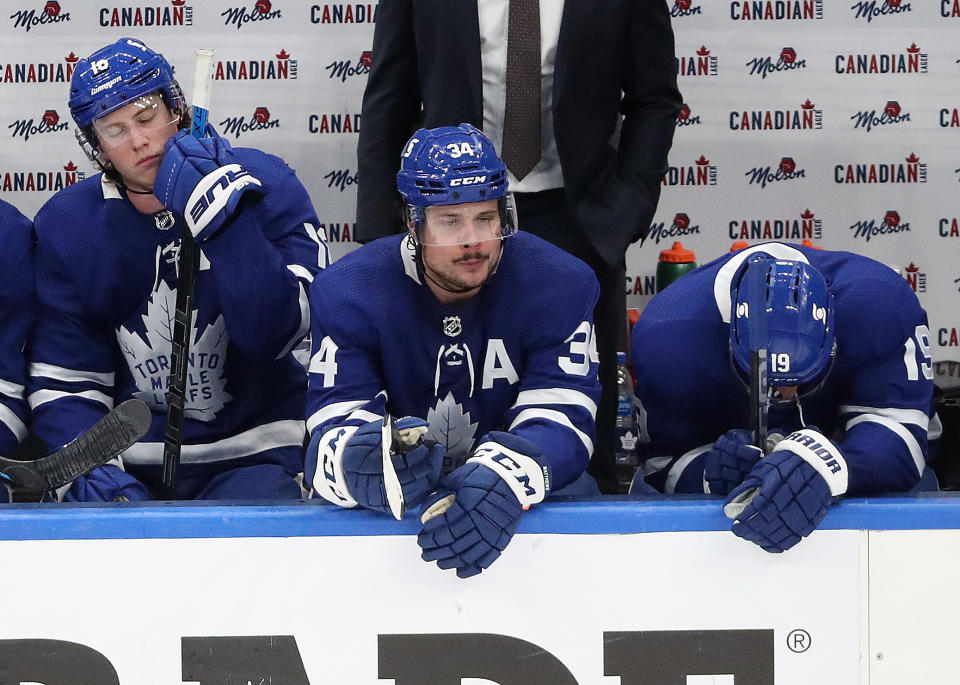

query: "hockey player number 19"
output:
903 324 933 381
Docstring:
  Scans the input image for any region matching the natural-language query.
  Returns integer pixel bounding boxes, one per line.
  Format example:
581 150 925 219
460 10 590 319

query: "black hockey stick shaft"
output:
748 264 769 454
0 399 152 491
161 48 215 494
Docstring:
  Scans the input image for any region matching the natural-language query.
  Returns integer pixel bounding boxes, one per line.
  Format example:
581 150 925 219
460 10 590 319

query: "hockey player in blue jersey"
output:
631 242 936 552
29 38 327 501
305 124 601 577
0 200 34 501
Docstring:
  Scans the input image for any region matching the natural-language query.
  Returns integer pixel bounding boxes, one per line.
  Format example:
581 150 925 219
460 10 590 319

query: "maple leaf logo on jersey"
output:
116 280 232 421
426 391 478 471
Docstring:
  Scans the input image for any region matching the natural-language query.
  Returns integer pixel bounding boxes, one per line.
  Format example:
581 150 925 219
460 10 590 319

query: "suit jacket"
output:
355 0 682 267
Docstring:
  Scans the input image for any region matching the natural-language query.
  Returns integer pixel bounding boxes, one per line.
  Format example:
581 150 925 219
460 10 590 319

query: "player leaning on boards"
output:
305 124 602 578
28 37 328 501
631 241 939 553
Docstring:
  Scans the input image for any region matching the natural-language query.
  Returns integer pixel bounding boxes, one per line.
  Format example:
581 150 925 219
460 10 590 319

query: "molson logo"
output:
662 156 717 186
851 0 912 23
835 43 926 74
647 213 701 245
324 169 358 193
0 51 77 83
214 49 297 80
671 0 703 17
8 109 70 142
730 0 823 20
902 262 925 293
310 3 378 23
728 209 822 241
676 46 717 76
834 153 926 184
219 107 279 138
98 0 192 27
745 157 806 188
325 51 372 83
222 0 280 29
0 160 82 192
849 209 910 242
9 1 71 31
730 99 822 131
676 103 702 127
851 100 911 132
746 47 807 79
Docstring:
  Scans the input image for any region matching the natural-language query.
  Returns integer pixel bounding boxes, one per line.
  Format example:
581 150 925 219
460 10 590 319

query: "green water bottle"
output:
656 241 697 292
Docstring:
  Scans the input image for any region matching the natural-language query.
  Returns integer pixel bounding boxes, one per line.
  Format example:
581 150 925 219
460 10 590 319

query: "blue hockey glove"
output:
703 428 764 495
723 428 847 553
341 417 444 515
154 127 262 242
63 464 149 503
418 432 550 579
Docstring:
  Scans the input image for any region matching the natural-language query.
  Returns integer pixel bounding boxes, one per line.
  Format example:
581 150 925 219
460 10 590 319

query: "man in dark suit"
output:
355 0 682 493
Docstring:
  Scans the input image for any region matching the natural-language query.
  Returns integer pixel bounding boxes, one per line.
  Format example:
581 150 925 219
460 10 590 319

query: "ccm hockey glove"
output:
418 432 550 578
154 127 262 242
723 428 846 553
63 464 149 503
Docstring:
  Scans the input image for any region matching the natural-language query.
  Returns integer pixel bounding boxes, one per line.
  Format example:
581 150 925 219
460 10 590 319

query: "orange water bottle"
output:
656 242 697 292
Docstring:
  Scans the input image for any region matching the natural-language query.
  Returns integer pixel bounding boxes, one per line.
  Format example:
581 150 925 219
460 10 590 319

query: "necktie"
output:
501 0 541 180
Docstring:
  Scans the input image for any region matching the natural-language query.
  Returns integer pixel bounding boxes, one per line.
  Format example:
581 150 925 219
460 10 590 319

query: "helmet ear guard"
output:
729 256 836 391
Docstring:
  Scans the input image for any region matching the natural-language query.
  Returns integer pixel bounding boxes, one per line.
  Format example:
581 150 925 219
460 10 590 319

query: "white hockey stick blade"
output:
381 414 405 520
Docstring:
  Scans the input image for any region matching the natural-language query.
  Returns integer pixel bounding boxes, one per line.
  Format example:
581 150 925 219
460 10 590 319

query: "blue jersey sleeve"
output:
199 151 328 360
0 201 33 454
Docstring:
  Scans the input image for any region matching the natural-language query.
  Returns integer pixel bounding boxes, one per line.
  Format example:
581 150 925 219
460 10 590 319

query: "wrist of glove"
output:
723 428 847 553
154 127 263 242
62 464 149 503
418 432 550 578
308 417 444 515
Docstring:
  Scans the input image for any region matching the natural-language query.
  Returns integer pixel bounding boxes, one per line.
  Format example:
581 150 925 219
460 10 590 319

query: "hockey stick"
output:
160 48 216 494
748 264 769 455
0 399 151 491
381 412 405 520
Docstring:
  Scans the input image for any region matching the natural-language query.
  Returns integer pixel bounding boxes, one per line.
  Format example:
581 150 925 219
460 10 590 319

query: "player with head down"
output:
28 38 327 501
631 242 938 552
305 124 602 577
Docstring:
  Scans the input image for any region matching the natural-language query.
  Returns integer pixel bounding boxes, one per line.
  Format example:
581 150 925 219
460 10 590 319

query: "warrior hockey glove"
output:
723 428 847 553
154 127 263 242
63 464 149 503
308 418 444 514
418 432 550 579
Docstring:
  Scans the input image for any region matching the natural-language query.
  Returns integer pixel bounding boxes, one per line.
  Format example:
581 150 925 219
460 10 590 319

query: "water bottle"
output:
656 241 697 293
614 351 639 492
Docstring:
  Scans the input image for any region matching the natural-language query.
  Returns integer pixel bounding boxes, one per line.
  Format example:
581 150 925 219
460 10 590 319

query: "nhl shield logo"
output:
442 316 462 337
153 210 175 231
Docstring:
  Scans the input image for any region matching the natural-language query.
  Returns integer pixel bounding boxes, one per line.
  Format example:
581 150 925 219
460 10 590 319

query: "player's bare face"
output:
420 200 503 304
97 94 180 194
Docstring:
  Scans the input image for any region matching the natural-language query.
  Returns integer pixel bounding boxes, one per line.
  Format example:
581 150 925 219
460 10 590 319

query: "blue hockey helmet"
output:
730 256 836 388
396 123 517 245
69 38 186 164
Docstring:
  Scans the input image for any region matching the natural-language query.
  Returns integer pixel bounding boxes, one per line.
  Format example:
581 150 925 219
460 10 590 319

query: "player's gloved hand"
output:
703 428 763 495
154 126 263 242
63 464 149 503
418 432 550 578
723 428 847 553
339 417 444 514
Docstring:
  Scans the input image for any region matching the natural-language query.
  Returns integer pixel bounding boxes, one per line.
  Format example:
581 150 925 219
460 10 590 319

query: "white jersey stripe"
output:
0 378 25 399
665 443 712 494
307 399 367 434
839 404 929 429
512 388 598 419
28 388 113 411
509 407 594 456
287 263 315 284
845 413 925 476
276 281 311 360
122 419 306 465
30 362 115 387
0 404 27 442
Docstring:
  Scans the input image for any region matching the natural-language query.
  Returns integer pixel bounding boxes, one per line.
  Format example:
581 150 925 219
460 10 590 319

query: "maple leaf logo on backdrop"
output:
426 391 477 471
116 280 232 421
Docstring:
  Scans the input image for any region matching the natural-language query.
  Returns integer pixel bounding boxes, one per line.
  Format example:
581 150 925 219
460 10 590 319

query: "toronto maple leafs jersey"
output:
305 232 601 494
30 148 327 496
632 241 935 496
0 200 33 457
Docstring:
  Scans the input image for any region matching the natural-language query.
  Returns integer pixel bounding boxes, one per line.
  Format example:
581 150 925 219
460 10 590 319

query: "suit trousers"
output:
513 188 625 494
